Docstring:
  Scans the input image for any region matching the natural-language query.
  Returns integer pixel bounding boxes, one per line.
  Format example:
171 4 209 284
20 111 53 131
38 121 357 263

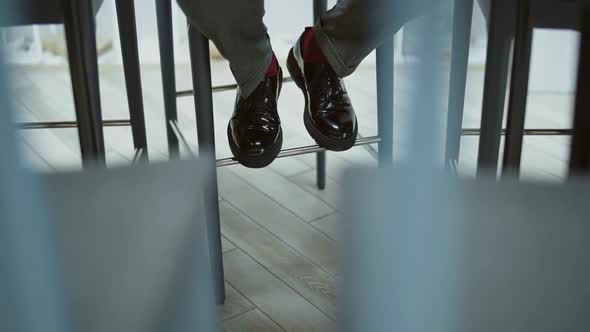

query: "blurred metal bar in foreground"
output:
445 0 474 169
0 39 70 332
344 169 590 332
46 160 219 332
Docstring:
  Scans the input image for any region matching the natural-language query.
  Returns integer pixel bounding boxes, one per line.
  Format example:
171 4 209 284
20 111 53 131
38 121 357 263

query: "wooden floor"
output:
10 60 573 331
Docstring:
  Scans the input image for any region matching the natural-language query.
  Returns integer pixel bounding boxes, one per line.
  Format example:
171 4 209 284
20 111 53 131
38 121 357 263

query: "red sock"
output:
301 27 326 64
265 53 279 78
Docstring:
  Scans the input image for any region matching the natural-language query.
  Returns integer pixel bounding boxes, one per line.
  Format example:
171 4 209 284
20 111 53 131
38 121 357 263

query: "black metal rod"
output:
316 150 326 189
18 119 131 129
476 0 513 176
131 148 145 165
156 0 180 158
314 0 328 190
188 25 225 304
463 128 572 136
175 77 295 97
569 7 590 175
115 0 149 161
445 0 474 168
376 39 394 167
502 0 533 178
63 0 106 167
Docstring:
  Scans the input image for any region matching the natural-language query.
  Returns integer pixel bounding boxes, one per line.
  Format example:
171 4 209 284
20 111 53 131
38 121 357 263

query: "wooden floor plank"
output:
220 201 339 319
16 134 54 172
289 170 344 210
223 250 336 332
221 235 237 253
224 309 285 332
311 213 342 242
229 166 334 222
218 169 339 275
269 156 311 178
222 282 255 321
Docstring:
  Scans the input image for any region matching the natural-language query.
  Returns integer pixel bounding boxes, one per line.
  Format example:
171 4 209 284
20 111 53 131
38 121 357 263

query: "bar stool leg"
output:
502 0 533 178
156 0 180 159
476 0 513 176
569 8 590 176
314 0 327 189
115 0 149 162
63 0 106 167
188 25 225 304
376 40 394 166
445 0 474 171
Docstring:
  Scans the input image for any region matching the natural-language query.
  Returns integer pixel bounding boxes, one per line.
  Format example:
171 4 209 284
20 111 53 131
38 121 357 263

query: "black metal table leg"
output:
115 0 149 162
376 39 394 166
476 0 514 176
569 7 590 175
63 0 106 167
445 0 474 170
502 0 533 178
314 0 327 189
156 0 180 159
188 25 225 304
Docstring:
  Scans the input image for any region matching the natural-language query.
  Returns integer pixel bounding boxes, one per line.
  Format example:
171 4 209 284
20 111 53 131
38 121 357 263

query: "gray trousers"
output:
177 0 489 97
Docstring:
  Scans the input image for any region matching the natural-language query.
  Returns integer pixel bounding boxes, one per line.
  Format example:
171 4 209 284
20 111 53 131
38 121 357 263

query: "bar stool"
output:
154 0 479 303
155 0 395 304
4 0 149 166
475 0 590 177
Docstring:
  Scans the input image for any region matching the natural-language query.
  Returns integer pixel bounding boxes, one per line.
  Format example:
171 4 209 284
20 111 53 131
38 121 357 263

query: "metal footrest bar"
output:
175 77 295 98
18 119 131 130
170 118 573 167
216 136 381 167
170 119 380 167
462 128 573 136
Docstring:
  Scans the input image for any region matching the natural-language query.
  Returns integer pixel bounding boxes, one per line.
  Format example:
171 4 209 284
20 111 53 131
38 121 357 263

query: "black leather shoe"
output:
227 68 283 168
287 33 358 151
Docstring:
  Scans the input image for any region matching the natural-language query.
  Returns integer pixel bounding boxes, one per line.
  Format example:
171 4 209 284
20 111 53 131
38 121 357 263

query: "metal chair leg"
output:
376 39 394 167
156 0 180 159
476 0 514 176
445 0 474 170
569 7 590 175
115 0 149 162
63 0 106 167
188 25 225 304
502 0 533 178
314 0 327 189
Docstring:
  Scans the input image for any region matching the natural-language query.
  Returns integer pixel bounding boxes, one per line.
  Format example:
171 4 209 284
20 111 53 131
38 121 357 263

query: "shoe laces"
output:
315 65 349 109
240 78 278 129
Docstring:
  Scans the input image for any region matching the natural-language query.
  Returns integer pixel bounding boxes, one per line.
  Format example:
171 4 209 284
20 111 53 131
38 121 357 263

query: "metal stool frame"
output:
15 0 149 166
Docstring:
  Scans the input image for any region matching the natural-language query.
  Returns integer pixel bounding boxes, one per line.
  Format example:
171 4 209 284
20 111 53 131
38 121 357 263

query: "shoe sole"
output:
227 125 283 169
287 49 358 152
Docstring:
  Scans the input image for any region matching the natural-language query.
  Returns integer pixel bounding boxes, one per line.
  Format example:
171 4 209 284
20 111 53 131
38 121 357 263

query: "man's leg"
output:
316 0 489 78
177 0 273 97
287 0 428 151
177 0 283 168
314 0 427 78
